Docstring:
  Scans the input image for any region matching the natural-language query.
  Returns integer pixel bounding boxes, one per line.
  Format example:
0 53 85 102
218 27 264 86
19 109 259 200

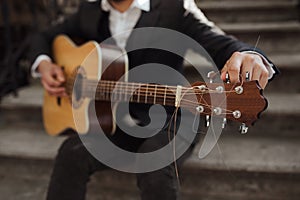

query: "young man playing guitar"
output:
30 0 278 199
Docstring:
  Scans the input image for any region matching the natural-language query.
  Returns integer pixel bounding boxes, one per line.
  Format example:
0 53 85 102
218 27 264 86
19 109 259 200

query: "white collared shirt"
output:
101 0 150 49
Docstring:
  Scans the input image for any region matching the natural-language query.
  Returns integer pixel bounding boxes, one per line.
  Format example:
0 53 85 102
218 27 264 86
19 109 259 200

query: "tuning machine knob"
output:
239 123 248 134
207 71 217 83
222 118 227 129
245 71 250 81
225 72 230 83
205 115 210 127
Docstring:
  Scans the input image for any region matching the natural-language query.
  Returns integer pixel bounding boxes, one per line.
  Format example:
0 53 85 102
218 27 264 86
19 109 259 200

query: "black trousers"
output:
46 127 196 200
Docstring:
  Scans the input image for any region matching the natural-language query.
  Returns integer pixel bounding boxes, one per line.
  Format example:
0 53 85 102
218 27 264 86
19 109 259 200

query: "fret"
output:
153 85 157 104
118 82 122 102
129 83 134 101
106 82 109 101
163 86 167 106
101 81 104 100
102 82 106 100
145 84 148 104
109 82 113 101
130 83 134 102
109 81 114 101
124 83 128 101
113 82 117 100
107 82 110 100
137 83 141 103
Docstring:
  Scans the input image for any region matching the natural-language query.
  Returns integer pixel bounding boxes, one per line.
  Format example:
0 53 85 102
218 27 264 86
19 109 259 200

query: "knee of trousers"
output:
136 165 178 192
55 136 92 170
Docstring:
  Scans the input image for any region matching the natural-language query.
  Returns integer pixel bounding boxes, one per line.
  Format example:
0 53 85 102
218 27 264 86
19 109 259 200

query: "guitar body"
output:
43 35 128 136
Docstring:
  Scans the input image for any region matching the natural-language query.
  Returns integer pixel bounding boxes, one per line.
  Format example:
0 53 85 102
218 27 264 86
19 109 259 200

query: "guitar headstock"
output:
182 80 267 128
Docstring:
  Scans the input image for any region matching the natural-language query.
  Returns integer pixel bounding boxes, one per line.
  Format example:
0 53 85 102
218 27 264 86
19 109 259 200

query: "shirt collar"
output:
101 0 150 12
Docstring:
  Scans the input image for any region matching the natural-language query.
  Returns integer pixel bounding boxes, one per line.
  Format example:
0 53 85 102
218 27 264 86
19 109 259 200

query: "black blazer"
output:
30 0 278 72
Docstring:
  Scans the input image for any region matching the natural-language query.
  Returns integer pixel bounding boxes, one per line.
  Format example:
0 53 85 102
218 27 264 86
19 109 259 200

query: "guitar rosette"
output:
72 27 226 173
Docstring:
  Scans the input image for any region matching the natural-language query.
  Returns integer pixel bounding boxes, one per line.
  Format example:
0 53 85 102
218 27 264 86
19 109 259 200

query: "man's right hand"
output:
38 60 67 97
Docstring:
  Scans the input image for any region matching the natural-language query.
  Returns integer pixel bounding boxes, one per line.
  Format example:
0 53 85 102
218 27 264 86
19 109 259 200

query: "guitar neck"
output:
81 80 186 107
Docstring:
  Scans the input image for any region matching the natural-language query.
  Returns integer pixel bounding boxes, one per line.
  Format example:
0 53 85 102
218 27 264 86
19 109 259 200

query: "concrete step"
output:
0 83 44 130
197 0 299 23
181 134 300 200
218 22 300 54
0 128 299 200
263 53 300 93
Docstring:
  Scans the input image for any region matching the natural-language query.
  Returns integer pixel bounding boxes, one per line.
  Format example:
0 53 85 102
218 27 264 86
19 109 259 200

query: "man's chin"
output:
109 0 127 2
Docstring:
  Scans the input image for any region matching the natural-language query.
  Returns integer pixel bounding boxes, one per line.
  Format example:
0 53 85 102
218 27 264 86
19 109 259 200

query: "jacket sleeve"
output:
178 0 279 76
29 4 84 64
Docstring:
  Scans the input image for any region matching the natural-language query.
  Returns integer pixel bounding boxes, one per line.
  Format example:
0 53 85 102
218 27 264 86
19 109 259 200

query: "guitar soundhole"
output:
74 73 83 102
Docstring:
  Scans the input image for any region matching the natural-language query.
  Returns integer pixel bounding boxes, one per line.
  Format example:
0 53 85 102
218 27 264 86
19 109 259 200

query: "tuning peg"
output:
207 71 217 83
222 118 227 129
205 115 210 127
245 71 250 81
225 72 230 83
239 123 248 134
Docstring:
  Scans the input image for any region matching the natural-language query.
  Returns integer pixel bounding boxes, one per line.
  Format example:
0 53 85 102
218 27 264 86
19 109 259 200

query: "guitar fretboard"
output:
81 80 184 107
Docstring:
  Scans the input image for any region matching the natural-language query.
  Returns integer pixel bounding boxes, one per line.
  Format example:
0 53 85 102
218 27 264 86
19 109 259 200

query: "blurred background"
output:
0 0 299 199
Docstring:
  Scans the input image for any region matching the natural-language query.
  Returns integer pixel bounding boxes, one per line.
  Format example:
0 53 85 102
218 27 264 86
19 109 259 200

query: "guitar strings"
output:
67 77 243 92
66 77 242 98
166 89 189 188
65 76 247 116
79 90 236 115
79 83 239 96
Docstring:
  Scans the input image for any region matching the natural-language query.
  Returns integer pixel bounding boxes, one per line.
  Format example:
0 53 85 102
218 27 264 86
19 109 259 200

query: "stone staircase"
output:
1 0 300 199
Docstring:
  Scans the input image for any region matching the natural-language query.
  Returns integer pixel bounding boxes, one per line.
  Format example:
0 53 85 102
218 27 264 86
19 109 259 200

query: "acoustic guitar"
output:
43 35 267 136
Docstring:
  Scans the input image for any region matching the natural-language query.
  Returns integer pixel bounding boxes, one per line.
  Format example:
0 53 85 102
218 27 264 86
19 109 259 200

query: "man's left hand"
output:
221 52 269 89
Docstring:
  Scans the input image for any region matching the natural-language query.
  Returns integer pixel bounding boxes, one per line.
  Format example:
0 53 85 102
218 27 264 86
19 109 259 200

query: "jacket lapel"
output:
81 1 103 40
125 0 161 65
134 0 161 29
81 0 114 43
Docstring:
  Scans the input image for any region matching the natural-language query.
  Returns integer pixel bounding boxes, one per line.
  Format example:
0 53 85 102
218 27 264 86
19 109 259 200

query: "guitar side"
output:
43 35 100 136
